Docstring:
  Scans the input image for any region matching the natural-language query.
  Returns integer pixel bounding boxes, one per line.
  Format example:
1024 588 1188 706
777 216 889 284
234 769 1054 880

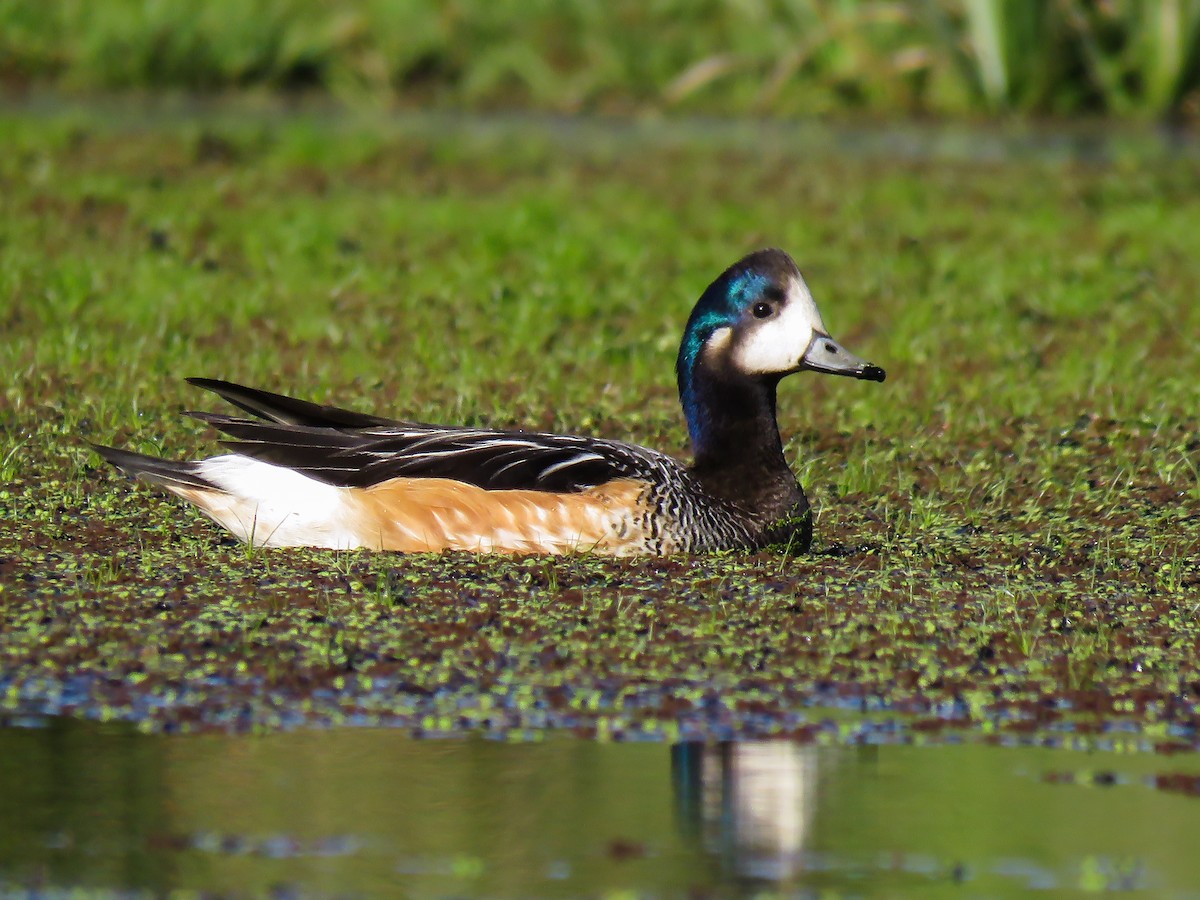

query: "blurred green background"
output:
4 0 1200 118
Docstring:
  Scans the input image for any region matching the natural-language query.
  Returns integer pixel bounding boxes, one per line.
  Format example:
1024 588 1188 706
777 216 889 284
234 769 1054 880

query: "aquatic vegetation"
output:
1 109 1199 740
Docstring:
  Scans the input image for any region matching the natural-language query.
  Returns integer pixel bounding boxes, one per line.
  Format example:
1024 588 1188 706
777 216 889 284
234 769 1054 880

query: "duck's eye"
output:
752 302 772 319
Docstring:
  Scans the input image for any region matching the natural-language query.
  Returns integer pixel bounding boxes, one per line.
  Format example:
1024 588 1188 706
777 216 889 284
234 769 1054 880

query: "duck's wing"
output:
186 378 684 493
188 411 681 494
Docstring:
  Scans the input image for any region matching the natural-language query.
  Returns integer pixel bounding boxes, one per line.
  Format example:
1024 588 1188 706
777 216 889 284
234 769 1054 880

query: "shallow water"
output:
3 721 1200 896
8 93 1200 165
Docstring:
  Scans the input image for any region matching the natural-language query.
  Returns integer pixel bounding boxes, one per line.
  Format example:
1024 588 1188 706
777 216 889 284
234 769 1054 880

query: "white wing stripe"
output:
536 453 606 479
491 457 534 479
399 436 546 453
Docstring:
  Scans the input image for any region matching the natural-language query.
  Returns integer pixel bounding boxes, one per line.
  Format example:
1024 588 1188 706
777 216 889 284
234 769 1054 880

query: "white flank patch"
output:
192 455 365 549
731 275 827 376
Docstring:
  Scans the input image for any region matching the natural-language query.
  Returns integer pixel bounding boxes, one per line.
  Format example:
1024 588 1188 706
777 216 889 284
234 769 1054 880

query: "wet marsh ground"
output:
2 104 1200 749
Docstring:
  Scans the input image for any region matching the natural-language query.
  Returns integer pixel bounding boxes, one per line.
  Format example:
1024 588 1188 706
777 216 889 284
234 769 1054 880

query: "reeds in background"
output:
1 0 1198 117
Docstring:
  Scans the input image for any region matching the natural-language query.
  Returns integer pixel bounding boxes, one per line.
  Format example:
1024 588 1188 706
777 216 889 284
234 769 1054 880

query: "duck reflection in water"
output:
672 741 818 881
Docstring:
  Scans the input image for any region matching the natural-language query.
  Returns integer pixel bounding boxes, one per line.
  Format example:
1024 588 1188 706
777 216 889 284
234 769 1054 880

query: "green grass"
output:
3 0 1200 117
1 105 1200 739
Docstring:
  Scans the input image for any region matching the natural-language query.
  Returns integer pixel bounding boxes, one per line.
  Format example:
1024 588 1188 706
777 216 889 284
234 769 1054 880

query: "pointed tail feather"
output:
186 377 399 428
90 443 219 493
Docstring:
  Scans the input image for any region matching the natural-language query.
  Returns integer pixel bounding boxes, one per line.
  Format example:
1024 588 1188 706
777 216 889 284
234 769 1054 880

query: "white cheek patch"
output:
702 326 734 361
731 276 827 375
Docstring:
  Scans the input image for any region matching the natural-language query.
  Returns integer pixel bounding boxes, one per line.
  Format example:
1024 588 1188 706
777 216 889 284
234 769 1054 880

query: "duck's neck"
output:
679 365 805 519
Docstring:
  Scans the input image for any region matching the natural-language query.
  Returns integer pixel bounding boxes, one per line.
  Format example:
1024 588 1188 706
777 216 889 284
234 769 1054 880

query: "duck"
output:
93 249 884 556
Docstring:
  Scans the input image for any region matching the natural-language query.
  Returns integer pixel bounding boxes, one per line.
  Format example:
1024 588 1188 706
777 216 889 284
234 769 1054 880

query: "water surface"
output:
3 721 1200 896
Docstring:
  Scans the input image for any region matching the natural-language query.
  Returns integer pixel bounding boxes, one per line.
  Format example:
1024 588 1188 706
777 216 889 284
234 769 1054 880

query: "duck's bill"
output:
800 333 886 382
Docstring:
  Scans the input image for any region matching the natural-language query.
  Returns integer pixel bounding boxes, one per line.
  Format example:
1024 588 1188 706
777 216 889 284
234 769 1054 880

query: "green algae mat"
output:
2 106 1199 746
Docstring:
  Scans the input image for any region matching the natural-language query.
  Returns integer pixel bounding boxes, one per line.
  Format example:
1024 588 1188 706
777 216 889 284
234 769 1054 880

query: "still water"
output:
3 721 1200 897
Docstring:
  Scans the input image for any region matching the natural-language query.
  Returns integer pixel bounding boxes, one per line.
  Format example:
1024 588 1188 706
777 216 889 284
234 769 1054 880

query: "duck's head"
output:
677 249 885 450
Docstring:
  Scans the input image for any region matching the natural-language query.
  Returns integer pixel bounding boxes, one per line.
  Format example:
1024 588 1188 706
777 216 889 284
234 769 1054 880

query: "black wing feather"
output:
186 377 403 428
186 380 675 493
